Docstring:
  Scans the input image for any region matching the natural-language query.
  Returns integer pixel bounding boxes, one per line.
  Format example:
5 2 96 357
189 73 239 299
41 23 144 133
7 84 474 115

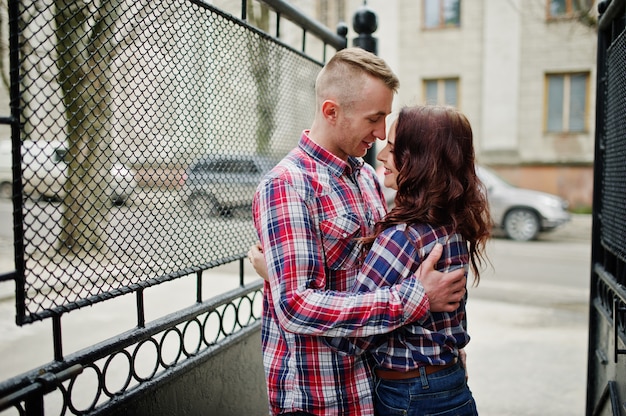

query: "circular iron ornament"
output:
131 338 160 382
67 363 102 414
235 295 253 327
11 402 25 416
101 349 133 397
219 302 239 337
53 382 69 416
202 309 223 345
158 327 183 368
250 289 263 319
182 318 203 356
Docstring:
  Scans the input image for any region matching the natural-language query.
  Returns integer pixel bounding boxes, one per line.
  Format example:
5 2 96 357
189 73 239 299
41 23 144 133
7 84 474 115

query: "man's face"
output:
333 76 394 160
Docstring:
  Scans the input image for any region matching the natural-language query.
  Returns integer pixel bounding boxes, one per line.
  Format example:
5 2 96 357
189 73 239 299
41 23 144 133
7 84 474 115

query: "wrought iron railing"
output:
0 280 263 414
6 0 342 326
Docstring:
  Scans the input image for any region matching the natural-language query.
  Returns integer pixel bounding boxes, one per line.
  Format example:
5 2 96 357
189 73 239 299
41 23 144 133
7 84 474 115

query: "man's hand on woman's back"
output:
416 243 467 313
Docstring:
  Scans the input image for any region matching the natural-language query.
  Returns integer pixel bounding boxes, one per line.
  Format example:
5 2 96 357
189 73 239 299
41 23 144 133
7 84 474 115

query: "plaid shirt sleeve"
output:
253 174 431 338
328 224 471 368
325 226 430 354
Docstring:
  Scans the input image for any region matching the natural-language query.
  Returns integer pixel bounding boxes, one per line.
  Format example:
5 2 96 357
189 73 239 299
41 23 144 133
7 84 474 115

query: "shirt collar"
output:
299 131 364 177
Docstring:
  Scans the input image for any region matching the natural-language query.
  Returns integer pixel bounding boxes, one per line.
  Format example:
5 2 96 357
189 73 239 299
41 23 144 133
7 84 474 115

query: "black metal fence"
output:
0 0 346 414
586 0 626 415
11 0 339 325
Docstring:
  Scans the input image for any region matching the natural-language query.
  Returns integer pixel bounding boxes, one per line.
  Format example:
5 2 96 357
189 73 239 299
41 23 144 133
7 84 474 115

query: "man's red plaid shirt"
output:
253 132 432 416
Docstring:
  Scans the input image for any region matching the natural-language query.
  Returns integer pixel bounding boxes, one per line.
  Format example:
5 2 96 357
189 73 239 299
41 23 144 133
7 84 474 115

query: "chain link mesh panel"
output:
16 0 327 323
601 29 626 264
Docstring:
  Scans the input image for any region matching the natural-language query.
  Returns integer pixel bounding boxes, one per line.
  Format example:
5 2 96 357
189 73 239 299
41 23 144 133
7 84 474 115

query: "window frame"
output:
544 72 590 134
422 77 460 108
546 0 590 20
423 0 461 30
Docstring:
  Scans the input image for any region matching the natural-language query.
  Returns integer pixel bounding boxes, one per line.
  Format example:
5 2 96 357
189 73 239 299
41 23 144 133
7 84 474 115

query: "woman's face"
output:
376 119 399 191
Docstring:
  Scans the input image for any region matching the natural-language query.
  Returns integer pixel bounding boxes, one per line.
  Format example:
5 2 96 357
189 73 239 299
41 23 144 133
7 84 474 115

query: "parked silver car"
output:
376 164 571 241
476 165 570 241
180 155 276 216
0 140 137 204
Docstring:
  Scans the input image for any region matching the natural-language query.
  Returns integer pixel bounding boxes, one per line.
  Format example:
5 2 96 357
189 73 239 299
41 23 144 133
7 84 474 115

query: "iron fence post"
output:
352 4 379 167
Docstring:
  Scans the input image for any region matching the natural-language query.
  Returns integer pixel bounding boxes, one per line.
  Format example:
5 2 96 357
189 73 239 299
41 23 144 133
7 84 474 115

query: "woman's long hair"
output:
365 105 491 283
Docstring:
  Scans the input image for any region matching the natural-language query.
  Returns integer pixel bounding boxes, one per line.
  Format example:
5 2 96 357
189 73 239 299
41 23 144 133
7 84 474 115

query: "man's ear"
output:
321 100 339 124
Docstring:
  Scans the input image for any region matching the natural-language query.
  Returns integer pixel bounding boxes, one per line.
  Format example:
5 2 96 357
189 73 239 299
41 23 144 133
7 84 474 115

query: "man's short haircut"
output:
315 47 399 108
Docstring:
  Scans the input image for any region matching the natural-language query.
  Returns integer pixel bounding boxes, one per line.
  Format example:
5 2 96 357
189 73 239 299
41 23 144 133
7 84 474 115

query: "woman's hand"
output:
248 242 269 281
459 348 469 381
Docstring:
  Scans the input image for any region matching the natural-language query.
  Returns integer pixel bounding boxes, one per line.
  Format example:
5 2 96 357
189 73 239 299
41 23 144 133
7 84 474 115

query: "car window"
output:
477 166 510 189
192 159 261 174
233 160 260 174
190 161 210 173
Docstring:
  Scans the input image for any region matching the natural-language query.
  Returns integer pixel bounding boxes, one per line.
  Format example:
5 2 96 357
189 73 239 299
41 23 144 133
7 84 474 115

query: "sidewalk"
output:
466 295 588 415
466 214 591 416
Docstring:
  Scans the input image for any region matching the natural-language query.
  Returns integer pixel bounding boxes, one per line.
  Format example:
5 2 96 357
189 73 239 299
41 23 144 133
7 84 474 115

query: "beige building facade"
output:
343 0 597 210
0 1 598 209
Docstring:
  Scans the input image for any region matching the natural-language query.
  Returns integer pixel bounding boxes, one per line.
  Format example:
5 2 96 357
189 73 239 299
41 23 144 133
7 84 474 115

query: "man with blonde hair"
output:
252 48 466 416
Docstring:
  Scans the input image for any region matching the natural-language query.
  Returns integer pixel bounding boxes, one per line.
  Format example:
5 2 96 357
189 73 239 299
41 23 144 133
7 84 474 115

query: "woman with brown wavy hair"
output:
329 104 491 416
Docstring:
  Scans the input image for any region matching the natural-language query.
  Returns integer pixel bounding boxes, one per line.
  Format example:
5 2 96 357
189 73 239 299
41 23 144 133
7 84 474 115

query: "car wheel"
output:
188 192 220 216
503 208 540 241
0 182 11 198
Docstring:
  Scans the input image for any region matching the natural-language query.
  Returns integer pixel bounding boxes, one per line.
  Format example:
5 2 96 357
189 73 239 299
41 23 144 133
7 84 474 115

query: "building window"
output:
545 73 589 133
317 0 346 28
424 0 461 29
547 0 590 19
424 78 459 107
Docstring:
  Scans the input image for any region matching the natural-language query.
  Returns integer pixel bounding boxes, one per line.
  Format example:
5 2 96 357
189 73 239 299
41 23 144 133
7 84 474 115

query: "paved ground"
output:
0 214 593 415
467 296 588 416
467 214 591 416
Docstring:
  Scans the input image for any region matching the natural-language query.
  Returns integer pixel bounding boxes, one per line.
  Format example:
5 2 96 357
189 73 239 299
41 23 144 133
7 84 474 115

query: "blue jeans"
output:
374 362 477 416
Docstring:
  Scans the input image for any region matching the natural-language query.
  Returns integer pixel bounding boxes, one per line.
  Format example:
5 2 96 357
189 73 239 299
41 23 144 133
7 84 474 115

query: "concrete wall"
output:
492 164 593 211
107 326 269 416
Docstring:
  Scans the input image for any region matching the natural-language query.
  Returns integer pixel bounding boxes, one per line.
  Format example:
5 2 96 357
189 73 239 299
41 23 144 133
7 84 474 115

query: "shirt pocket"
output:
319 213 362 271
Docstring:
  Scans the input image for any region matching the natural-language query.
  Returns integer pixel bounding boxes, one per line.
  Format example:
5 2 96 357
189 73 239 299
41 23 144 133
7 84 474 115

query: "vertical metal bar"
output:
614 298 619 363
52 315 63 361
587 7 611 413
136 289 145 328
613 299 626 363
24 395 44 416
8 0 26 325
260 0 346 50
242 0 247 20
239 258 245 287
197 270 203 303
276 12 281 38
302 29 306 53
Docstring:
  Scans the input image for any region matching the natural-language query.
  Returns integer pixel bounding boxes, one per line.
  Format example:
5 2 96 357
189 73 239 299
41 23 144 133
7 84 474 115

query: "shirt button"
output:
343 233 347 237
